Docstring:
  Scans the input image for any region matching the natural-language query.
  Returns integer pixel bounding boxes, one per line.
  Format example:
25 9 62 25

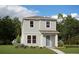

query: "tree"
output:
58 13 64 19
63 15 79 44
0 16 21 44
57 14 79 45
13 17 21 37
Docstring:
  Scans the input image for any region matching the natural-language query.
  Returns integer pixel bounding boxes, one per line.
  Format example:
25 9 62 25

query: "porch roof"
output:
39 30 59 34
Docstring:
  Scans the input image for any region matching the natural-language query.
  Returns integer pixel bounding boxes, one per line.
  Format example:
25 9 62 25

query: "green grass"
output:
58 47 79 54
0 45 56 54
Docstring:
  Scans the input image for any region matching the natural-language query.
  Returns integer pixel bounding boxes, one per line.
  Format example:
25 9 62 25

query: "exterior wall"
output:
21 19 57 47
21 20 41 46
40 34 46 47
22 20 40 33
40 20 56 30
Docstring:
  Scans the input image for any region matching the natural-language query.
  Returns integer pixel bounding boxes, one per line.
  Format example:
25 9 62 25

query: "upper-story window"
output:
30 21 34 27
46 21 50 28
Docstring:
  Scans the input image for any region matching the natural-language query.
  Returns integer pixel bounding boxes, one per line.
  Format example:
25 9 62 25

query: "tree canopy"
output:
57 14 79 45
0 16 21 44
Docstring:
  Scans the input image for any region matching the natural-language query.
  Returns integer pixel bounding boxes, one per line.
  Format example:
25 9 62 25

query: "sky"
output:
0 5 79 21
23 5 79 16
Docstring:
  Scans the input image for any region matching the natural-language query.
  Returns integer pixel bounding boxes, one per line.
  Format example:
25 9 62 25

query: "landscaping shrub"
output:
14 44 28 48
20 44 25 48
15 45 19 48
16 35 20 43
30 46 36 48
39 47 43 49
58 40 64 47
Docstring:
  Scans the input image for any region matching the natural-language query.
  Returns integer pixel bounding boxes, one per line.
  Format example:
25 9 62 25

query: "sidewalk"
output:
49 48 65 54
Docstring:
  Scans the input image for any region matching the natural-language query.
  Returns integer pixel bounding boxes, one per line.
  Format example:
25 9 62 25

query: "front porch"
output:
40 30 59 48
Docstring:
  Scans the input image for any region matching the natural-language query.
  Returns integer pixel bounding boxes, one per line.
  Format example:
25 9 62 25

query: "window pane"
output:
28 35 31 39
33 36 36 39
28 40 31 43
46 21 50 27
27 35 31 43
30 21 33 27
32 35 36 43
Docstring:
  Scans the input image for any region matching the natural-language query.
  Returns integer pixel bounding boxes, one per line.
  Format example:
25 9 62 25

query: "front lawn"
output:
0 45 56 54
58 48 79 54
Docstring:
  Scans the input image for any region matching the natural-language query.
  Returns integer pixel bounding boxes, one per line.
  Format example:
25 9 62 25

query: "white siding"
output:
23 20 40 33
21 19 57 47
40 20 56 30
21 20 41 46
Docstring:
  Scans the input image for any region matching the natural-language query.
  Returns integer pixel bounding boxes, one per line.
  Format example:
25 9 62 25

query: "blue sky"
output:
0 5 79 21
23 5 79 16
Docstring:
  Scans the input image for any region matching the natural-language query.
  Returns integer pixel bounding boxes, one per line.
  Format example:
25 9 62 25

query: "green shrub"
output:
19 44 25 47
39 47 43 49
58 40 64 47
30 46 36 48
16 35 20 43
14 44 28 48
15 45 19 48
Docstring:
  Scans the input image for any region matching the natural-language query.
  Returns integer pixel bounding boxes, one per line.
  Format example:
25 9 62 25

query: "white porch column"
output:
55 34 58 47
40 35 43 47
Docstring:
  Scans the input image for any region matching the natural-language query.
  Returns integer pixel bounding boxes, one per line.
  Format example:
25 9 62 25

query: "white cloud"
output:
51 13 79 22
70 13 79 20
0 5 39 21
71 13 78 17
51 14 67 22
51 13 67 19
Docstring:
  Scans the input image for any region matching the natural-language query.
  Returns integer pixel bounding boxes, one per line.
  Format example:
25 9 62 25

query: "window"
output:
27 35 31 43
32 35 36 43
30 21 33 27
27 35 36 44
46 21 50 28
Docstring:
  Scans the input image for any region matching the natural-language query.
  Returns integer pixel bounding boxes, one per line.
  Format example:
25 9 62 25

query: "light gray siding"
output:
21 18 57 47
40 20 56 30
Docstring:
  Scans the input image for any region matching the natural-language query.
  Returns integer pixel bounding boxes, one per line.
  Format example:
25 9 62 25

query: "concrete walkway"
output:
49 48 65 54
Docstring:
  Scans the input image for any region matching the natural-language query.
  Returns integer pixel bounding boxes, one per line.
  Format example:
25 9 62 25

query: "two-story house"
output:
21 16 59 48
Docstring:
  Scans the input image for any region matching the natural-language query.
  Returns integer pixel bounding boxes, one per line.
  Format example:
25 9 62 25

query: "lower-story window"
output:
32 35 36 43
27 35 36 43
27 35 31 43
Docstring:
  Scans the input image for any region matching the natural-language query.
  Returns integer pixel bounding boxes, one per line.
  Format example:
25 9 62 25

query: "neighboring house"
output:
21 16 59 48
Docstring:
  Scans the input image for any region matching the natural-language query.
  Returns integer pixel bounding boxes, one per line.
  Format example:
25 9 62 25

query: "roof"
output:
23 16 56 21
39 30 59 34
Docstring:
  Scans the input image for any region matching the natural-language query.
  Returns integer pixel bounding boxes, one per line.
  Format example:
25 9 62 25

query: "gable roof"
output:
23 16 56 21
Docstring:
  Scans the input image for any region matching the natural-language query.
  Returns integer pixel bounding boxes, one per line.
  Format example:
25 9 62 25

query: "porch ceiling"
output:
39 30 59 34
